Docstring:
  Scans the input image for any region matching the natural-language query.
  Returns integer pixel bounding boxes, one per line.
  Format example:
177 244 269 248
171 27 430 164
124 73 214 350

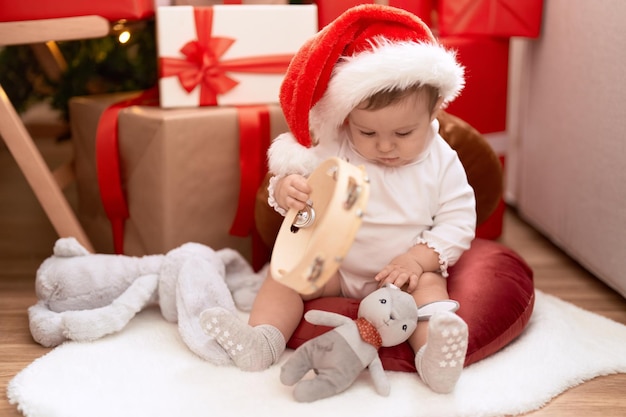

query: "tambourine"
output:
271 157 370 294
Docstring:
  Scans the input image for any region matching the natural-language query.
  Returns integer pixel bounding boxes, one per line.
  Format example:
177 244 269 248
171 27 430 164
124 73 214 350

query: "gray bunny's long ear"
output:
28 274 159 346
417 300 460 321
64 274 159 341
217 248 265 312
176 253 235 366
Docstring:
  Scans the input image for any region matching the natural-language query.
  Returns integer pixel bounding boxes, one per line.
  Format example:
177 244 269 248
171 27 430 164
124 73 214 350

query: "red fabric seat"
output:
255 111 534 370
288 238 534 370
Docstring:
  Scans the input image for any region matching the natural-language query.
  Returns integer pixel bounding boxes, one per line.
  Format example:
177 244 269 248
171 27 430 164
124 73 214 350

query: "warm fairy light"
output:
118 31 131 44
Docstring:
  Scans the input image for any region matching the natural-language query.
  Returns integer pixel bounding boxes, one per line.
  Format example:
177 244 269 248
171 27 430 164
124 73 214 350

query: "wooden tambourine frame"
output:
271 157 370 294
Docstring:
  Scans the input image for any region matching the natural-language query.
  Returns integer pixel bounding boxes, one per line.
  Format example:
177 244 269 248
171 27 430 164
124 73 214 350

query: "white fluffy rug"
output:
8 291 626 417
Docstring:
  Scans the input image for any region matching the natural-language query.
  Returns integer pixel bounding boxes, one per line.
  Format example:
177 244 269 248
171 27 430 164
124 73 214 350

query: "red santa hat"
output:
279 4 465 148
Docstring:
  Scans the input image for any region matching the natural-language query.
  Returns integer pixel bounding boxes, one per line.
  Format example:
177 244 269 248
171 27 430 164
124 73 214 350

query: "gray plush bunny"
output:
280 284 419 402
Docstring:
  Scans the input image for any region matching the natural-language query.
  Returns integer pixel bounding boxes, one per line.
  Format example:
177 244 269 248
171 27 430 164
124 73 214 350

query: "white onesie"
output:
268 119 476 299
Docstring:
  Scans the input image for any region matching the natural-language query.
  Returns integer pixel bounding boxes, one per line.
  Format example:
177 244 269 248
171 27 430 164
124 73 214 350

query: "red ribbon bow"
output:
97 7 286 260
159 7 294 106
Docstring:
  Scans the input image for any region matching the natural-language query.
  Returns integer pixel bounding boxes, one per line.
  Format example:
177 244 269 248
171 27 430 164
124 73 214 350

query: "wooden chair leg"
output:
0 84 94 252
30 42 67 82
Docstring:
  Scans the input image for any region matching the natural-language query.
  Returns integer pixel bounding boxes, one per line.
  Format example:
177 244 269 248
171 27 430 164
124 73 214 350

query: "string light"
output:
110 19 146 44
118 31 131 44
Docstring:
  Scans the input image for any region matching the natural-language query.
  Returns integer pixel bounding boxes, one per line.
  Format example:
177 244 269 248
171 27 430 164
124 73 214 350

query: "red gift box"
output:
440 35 509 135
315 0 433 28
440 36 510 240
437 0 544 38
0 0 154 22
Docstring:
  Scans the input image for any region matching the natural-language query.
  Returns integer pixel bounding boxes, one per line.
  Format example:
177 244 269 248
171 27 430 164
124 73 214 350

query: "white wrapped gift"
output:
156 5 318 108
173 1 289 5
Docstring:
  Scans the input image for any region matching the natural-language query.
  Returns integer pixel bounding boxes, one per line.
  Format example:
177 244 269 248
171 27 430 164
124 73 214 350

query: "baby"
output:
201 4 475 394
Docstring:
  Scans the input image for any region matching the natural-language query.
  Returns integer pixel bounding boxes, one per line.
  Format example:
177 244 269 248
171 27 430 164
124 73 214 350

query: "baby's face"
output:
346 91 440 167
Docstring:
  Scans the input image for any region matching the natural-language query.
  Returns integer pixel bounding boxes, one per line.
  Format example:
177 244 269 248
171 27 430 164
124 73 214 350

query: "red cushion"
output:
287 238 535 371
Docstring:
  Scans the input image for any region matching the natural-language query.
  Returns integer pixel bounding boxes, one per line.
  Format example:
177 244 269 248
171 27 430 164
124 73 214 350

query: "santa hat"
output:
279 4 465 148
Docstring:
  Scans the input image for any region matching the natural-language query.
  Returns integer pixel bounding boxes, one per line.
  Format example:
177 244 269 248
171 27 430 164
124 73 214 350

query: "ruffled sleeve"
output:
413 145 476 277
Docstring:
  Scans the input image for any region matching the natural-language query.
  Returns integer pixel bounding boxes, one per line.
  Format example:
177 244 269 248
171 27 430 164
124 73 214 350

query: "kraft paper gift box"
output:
156 4 318 108
70 92 288 261
437 0 544 38
0 0 154 22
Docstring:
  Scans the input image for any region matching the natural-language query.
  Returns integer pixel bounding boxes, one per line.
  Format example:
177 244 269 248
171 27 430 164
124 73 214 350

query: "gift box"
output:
70 92 289 261
0 0 154 22
437 0 544 38
156 5 318 108
441 36 509 135
314 0 433 28
440 36 510 239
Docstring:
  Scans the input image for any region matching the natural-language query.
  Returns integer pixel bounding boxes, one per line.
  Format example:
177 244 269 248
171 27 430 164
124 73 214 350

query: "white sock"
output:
415 311 468 394
200 307 285 371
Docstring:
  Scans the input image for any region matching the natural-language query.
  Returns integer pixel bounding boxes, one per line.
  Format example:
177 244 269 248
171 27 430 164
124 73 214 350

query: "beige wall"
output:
507 0 626 297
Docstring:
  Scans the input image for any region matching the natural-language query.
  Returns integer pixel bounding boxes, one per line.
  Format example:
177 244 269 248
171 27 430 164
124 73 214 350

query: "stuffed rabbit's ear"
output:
52 237 90 257
381 283 400 290
417 300 460 321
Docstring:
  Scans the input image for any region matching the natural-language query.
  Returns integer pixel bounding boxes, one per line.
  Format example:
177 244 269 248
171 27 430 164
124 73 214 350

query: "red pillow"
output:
287 238 535 371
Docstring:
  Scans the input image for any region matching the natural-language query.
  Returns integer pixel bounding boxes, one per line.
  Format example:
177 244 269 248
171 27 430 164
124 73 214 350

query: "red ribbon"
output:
95 91 271 254
96 7 284 254
229 105 271 237
95 88 159 254
159 7 294 106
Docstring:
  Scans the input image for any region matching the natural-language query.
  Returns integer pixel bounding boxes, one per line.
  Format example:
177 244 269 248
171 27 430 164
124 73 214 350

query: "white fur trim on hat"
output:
267 133 323 177
310 38 464 145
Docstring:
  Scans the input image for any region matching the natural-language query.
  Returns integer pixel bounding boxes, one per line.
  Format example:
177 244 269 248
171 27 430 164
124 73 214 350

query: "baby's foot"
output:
199 307 285 371
415 311 468 394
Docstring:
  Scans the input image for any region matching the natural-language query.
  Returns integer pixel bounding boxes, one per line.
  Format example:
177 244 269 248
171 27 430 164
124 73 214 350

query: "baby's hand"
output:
374 253 424 293
275 174 312 211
